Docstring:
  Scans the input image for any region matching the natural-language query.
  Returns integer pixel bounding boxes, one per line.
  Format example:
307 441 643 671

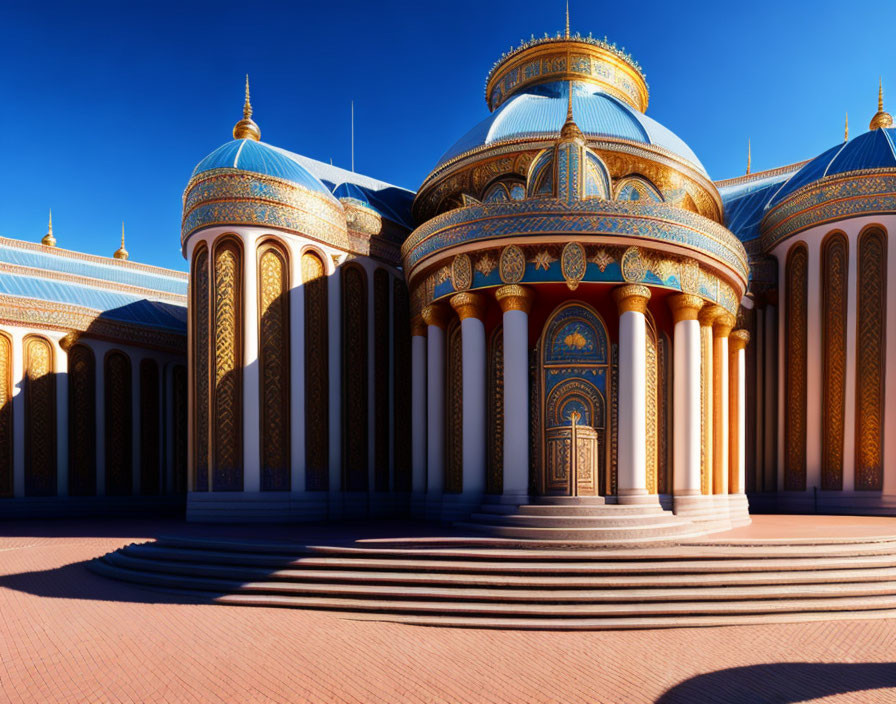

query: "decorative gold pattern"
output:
475 253 496 277
821 233 848 491
24 336 56 496
645 318 658 494
450 291 487 321
446 321 463 494
561 241 586 290
192 246 210 491
668 293 703 322
342 264 368 491
495 284 535 314
499 245 526 283
591 248 614 272
139 358 160 495
612 284 651 314
104 350 132 496
374 269 390 492
259 244 290 491
392 278 412 492
212 240 243 491
303 251 329 490
0 333 11 497
855 228 887 491
451 253 473 291
657 331 671 495
487 324 504 494
533 249 557 271
620 246 647 283
784 243 808 491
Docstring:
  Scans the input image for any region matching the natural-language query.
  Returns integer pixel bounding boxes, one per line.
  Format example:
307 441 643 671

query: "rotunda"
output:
403 28 752 527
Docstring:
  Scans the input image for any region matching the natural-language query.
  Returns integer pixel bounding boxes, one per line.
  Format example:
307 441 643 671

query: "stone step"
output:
466 512 679 528
530 496 610 506
102 552 896 589
512 504 668 517
455 521 702 542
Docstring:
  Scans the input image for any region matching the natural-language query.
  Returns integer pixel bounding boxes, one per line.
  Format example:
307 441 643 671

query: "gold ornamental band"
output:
612 284 651 315
713 312 737 338
495 284 535 315
410 316 427 337
667 293 704 323
729 328 750 351
698 304 724 328
449 291 487 321
421 303 451 330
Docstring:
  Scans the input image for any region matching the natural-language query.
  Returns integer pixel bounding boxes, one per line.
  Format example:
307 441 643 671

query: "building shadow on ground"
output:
656 662 896 703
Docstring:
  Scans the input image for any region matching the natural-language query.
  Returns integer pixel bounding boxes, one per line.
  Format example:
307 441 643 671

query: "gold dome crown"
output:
233 74 261 141
869 78 893 130
41 209 56 247
114 222 129 260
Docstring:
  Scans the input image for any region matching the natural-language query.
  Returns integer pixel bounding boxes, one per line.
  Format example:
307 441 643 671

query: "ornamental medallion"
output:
561 242 586 291
452 254 473 291
621 246 647 283
499 245 526 283
680 258 699 294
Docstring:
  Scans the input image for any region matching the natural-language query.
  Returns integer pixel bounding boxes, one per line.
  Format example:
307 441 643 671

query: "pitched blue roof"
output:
768 128 896 207
192 139 335 199
718 167 803 242
436 81 707 176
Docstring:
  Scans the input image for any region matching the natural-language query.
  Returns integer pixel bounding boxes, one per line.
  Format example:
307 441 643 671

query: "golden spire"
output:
114 222 129 260
869 76 894 130
746 139 751 175
565 0 570 38
41 209 56 247
560 81 583 140
845 112 849 142
233 74 261 141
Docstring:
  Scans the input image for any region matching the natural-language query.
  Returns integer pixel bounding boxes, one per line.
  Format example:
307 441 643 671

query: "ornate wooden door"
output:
544 410 599 496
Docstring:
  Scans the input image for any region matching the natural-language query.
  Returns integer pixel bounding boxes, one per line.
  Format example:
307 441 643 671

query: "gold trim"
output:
729 328 750 351
495 284 535 314
450 291 487 321
612 284 651 314
668 293 704 322
422 303 451 329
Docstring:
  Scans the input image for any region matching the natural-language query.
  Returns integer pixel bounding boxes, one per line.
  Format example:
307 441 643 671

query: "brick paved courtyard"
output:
2 517 896 703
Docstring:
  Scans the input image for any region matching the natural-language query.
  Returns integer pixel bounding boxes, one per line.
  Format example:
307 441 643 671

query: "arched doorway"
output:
538 302 610 496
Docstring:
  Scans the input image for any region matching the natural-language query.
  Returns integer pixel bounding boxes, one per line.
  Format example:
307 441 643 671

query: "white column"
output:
713 313 734 495
805 241 822 492
450 293 487 498
753 307 764 490
11 328 25 498
411 320 427 495
763 304 777 492
289 249 306 493
131 352 141 495
422 304 448 497
730 330 750 494
327 265 342 498
55 339 69 497
242 233 260 493
669 294 703 497
613 285 652 504
496 285 535 501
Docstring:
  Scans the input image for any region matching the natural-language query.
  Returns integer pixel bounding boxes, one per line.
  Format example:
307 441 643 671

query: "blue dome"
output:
768 128 896 207
436 81 707 176
191 139 336 199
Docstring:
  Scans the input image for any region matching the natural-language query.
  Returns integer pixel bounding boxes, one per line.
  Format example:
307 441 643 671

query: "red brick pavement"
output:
1 518 896 704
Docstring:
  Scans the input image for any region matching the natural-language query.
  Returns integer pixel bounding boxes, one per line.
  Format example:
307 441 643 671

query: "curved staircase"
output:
88 531 896 630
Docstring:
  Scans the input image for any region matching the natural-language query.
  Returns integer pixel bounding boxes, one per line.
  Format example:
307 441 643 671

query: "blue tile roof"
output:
718 167 803 243
435 81 707 176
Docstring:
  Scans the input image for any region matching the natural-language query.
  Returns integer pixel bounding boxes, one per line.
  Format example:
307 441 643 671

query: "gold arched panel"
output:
105 350 132 496
487 324 504 495
446 320 463 494
392 278 412 492
784 242 808 491
821 232 848 491
645 314 659 495
24 335 56 496
192 244 210 491
0 333 12 498
212 238 243 491
68 344 95 496
258 242 290 492
139 358 160 495
373 269 390 492
657 330 672 495
341 263 368 492
855 227 887 491
303 250 329 490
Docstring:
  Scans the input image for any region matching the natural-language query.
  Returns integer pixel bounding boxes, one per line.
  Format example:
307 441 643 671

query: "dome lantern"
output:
869 77 893 131
233 74 261 141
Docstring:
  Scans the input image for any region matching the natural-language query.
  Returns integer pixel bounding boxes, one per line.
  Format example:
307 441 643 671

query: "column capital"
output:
422 303 451 329
667 294 704 323
697 304 724 328
450 291 487 321
411 316 427 337
729 328 750 351
713 312 737 338
495 284 535 315
612 284 651 315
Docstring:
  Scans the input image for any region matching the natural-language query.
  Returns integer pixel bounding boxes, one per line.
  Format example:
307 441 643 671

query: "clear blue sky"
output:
2 0 895 271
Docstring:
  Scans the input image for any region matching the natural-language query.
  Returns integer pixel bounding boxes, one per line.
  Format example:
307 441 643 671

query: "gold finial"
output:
845 112 849 142
560 81 583 140
565 0 570 38
41 209 56 247
746 139 751 175
233 74 261 141
114 222 129 260
870 76 894 130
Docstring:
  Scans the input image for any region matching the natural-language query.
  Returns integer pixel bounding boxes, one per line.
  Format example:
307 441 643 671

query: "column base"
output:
617 488 660 505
